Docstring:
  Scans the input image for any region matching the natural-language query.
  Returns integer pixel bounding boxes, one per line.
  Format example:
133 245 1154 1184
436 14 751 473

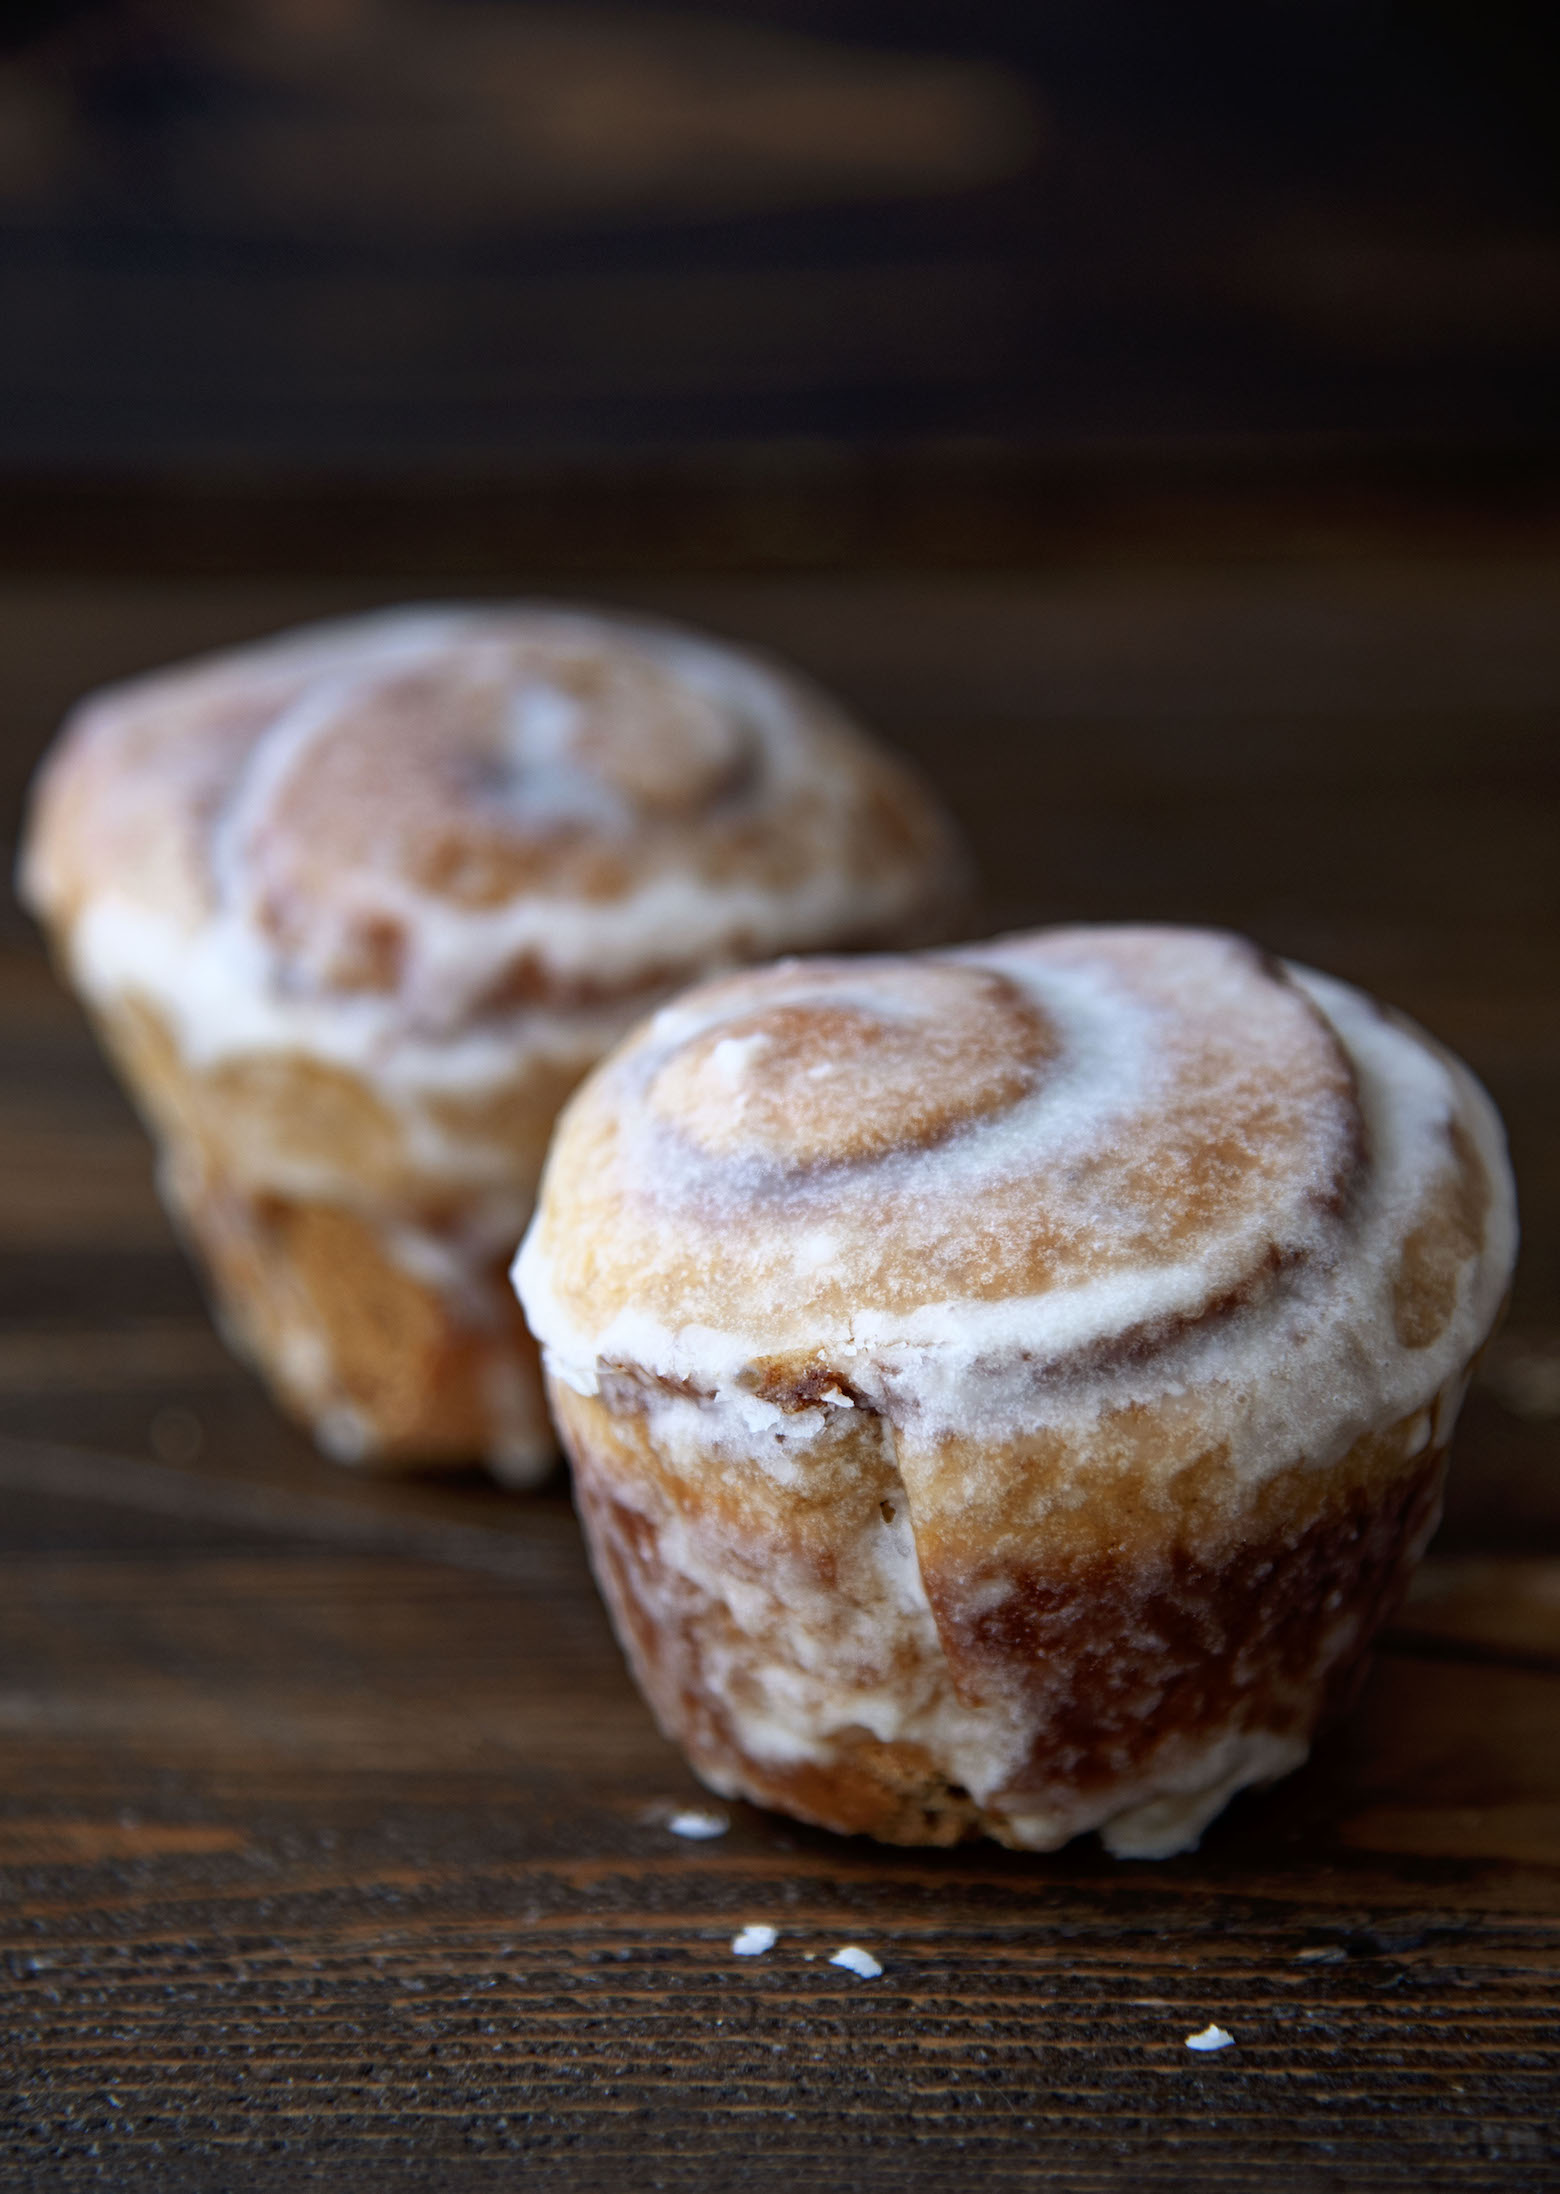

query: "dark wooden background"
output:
4 0 1557 469
0 460 1557 2190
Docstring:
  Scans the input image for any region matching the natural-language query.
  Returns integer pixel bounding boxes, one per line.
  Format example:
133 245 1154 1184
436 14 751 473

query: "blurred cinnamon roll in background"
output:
19 604 966 1480
518 926 1516 1853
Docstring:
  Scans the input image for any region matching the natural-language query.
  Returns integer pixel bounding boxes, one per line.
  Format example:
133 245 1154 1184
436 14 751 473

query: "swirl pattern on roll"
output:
519 925 1516 1850
21 604 963 1478
522 926 1510 1477
25 604 965 1067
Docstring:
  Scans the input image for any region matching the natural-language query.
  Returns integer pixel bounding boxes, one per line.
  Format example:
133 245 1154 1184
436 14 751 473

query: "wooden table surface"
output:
1 525 1558 2189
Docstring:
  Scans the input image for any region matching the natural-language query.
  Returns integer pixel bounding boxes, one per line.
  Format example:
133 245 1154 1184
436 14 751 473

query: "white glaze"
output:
518 951 1516 1492
35 603 954 1206
577 1375 1442 1853
521 930 1514 1847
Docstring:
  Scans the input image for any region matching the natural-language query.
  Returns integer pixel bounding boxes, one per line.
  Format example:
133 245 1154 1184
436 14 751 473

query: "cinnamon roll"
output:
516 926 1516 1853
19 605 965 1479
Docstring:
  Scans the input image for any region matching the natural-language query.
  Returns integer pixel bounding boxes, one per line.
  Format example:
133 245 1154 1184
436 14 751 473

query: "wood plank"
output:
1 542 1557 2187
0 1519 1556 2188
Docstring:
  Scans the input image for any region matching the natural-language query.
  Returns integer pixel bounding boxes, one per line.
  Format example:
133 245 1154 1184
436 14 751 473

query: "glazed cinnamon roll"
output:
20 605 965 1479
517 926 1516 1852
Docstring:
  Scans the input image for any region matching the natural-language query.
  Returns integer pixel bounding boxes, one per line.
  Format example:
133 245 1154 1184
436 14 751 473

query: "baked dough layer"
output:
519 925 1516 1848
21 605 964 1473
560 1379 1451 1854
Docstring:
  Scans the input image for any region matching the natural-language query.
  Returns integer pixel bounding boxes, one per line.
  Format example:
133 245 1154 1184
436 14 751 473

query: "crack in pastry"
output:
517 925 1516 1853
19 604 966 1477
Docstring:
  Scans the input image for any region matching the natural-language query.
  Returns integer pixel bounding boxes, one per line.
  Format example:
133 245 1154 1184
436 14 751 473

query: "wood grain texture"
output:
2 4 1555 470
1 527 1558 2188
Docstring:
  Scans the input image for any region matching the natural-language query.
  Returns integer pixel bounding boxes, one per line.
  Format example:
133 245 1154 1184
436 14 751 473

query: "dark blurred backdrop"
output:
1 0 1555 476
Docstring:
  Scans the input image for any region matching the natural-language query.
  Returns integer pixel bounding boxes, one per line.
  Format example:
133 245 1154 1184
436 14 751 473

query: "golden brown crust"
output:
520 924 1517 1848
103 992 570 1213
559 1376 1450 1848
20 606 967 1472
23 608 968 1012
527 933 1370 1350
1392 1118 1492 1349
77 988 557 1473
186 1173 542 1470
